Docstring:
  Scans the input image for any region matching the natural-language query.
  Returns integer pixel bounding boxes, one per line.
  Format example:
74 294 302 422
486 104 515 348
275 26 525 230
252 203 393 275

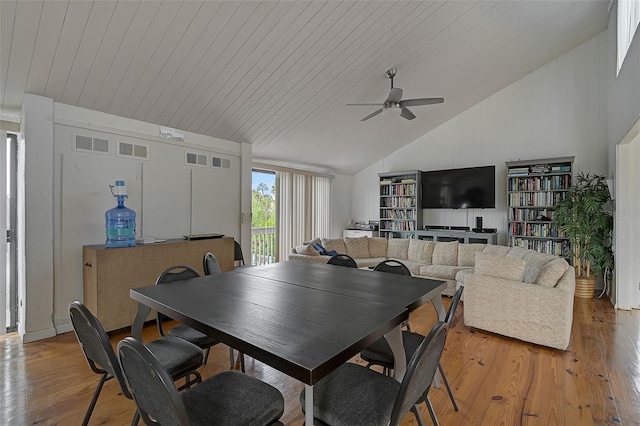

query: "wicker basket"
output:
575 276 596 299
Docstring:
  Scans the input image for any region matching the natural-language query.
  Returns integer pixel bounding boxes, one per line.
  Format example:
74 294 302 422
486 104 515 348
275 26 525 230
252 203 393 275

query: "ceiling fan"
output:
347 68 444 121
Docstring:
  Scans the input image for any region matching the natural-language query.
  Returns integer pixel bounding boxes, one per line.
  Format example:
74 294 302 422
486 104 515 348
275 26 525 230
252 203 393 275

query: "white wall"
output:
331 173 352 238
21 96 247 339
352 31 609 247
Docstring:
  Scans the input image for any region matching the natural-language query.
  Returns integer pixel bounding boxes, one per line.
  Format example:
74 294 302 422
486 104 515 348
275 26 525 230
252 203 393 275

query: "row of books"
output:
381 209 415 219
509 191 566 207
508 208 555 222
380 184 416 196
380 197 416 208
381 221 416 231
511 238 569 256
380 178 416 185
508 163 571 176
508 175 571 191
509 222 566 238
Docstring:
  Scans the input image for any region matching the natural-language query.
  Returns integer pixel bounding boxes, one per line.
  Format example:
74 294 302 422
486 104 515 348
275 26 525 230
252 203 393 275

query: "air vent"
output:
186 152 208 167
118 141 149 159
211 156 231 169
74 134 111 154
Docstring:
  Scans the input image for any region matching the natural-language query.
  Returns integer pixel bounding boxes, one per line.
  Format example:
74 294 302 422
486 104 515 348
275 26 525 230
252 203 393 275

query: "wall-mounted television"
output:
422 165 495 209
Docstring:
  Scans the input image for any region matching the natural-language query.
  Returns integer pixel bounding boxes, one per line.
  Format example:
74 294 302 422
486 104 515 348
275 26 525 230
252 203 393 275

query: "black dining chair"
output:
234 240 246 267
359 286 464 422
301 321 449 426
118 337 285 426
69 301 202 426
202 252 246 373
156 265 222 364
373 259 412 275
327 254 358 268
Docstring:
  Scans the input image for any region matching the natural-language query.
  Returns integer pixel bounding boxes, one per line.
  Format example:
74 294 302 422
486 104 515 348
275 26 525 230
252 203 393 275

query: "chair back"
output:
389 321 449 426
373 259 411 276
155 265 201 335
327 254 358 268
234 240 245 265
69 301 132 399
117 337 190 425
446 286 464 326
203 252 222 275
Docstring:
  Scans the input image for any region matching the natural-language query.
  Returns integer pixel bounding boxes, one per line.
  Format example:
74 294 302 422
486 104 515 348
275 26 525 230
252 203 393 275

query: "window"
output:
617 0 640 74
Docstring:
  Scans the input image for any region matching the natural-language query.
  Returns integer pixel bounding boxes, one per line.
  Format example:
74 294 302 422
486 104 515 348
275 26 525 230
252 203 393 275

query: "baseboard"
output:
20 326 57 343
55 321 74 335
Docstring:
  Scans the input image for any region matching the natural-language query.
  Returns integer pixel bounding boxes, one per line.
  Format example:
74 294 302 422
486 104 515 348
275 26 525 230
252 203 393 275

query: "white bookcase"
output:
379 171 422 239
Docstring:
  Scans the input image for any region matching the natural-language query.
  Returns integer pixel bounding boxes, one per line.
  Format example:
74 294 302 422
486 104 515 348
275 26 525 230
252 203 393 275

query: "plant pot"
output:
575 276 596 299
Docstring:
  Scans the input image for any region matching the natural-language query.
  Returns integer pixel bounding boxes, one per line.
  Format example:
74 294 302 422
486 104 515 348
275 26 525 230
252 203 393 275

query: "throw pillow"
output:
457 243 485 267
321 238 347 254
387 239 410 259
535 258 570 287
344 237 370 259
408 239 434 263
522 252 557 283
368 238 388 258
475 252 526 281
482 245 511 257
300 244 320 256
432 241 459 266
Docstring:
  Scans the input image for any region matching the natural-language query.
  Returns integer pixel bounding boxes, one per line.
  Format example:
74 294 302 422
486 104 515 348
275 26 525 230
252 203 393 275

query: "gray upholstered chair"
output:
118 337 285 426
373 259 412 275
300 321 449 426
359 286 464 421
69 301 202 426
156 265 222 364
327 254 358 268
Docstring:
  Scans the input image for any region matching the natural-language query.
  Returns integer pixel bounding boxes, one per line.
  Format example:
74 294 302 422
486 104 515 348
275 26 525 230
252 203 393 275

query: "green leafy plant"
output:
554 172 614 279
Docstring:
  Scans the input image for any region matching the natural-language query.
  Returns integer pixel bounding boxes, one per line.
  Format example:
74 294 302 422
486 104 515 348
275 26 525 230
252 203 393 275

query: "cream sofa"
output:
290 237 575 350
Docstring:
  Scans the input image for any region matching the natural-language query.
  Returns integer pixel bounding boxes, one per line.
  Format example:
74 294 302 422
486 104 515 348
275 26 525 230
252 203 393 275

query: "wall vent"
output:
185 152 208 167
211 156 231 169
74 134 110 154
118 141 149 159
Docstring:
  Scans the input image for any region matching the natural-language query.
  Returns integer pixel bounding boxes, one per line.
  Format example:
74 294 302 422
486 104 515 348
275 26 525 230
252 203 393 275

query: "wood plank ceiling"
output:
0 0 609 175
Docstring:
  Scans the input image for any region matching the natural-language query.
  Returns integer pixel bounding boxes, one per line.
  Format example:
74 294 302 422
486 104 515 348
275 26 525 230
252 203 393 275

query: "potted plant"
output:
554 172 614 298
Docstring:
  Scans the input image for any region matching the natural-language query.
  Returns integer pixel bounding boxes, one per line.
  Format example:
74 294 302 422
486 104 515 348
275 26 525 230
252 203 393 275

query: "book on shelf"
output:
400 178 415 183
380 179 392 185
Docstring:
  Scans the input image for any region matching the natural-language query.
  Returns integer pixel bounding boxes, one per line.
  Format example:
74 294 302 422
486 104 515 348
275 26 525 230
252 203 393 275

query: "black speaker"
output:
475 216 483 230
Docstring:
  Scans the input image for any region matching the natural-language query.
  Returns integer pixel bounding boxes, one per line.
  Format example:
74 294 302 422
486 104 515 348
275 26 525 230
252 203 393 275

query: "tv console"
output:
415 229 498 245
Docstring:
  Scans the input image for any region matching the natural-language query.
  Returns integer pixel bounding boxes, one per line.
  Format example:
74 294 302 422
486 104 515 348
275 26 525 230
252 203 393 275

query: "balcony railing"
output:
251 226 276 266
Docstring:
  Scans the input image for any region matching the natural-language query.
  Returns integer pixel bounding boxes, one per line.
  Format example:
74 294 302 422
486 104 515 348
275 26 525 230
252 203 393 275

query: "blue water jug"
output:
105 180 136 247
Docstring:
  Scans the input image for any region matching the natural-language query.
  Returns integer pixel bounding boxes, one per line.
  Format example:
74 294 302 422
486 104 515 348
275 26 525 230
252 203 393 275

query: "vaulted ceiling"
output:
0 1 609 175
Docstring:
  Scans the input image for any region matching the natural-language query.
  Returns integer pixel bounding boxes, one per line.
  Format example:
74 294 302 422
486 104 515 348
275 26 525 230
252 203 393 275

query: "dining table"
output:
130 261 446 426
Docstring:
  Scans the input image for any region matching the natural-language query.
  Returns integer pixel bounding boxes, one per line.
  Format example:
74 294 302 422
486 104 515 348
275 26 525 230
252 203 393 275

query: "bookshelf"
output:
379 171 422 239
506 157 574 256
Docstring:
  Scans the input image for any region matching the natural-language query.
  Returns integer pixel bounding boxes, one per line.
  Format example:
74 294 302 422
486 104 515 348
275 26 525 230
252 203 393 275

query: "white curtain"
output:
277 171 331 262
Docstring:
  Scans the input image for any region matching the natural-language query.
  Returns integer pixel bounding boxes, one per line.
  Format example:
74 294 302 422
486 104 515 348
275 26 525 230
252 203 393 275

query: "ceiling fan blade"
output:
386 87 403 103
361 108 383 121
401 97 444 107
400 107 416 120
346 103 384 106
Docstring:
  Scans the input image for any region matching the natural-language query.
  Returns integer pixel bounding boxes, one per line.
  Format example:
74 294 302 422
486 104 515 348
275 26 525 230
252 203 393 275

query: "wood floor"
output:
1 296 638 425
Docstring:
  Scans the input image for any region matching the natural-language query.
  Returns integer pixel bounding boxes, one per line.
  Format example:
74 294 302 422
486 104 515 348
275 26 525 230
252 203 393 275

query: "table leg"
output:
432 295 446 321
131 302 151 341
305 384 313 426
385 325 406 382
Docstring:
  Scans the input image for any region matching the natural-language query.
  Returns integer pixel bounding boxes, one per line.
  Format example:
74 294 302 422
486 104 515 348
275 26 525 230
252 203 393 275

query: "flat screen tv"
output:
422 165 495 209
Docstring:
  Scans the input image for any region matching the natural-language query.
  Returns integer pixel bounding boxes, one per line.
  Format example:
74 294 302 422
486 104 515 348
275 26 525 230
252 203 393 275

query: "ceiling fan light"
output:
383 106 402 117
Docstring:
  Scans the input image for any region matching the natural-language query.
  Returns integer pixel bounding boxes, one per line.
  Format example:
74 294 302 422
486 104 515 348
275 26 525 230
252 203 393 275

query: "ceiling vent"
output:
118 141 149 159
185 152 208 167
74 134 110 154
212 156 231 170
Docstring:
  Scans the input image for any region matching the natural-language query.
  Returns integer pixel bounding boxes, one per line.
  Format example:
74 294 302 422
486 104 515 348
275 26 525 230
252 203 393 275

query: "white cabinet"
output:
343 229 378 238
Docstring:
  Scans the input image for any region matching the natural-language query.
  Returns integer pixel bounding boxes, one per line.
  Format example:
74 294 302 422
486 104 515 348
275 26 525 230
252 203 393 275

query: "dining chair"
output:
156 265 222 364
300 321 449 426
202 252 246 373
327 254 358 268
69 301 202 426
373 259 412 275
234 240 245 267
118 337 285 426
359 286 464 421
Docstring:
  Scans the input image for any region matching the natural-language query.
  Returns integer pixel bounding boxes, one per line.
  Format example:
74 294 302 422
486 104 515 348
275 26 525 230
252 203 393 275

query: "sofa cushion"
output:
408 239 434 264
387 258 424 275
475 252 526 281
344 237 370 259
455 268 475 284
387 239 409 259
295 244 320 256
368 238 388 258
506 247 531 259
482 245 511 257
457 243 486 267
535 258 570 287
303 237 322 246
419 264 470 280
322 238 347 254
522 252 557 284
355 257 388 268
432 241 459 266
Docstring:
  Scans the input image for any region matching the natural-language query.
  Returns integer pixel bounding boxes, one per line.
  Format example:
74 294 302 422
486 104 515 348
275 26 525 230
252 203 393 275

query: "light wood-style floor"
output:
1 296 638 425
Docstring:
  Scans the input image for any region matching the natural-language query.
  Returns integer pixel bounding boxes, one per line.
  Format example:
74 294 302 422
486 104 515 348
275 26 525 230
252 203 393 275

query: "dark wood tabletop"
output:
130 261 446 385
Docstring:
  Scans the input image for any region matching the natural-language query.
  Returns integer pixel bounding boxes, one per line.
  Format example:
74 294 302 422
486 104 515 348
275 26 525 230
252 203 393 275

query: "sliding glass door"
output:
251 169 277 265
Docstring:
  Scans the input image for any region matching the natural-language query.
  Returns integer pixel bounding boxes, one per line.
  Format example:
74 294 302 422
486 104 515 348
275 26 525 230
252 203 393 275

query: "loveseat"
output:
289 236 575 350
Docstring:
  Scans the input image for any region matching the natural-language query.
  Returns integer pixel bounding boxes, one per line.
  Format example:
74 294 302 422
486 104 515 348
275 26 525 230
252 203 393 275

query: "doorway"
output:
3 132 18 333
251 169 277 265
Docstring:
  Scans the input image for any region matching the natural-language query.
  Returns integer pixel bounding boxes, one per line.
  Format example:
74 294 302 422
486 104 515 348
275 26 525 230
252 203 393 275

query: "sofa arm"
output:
287 254 330 264
464 269 575 350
